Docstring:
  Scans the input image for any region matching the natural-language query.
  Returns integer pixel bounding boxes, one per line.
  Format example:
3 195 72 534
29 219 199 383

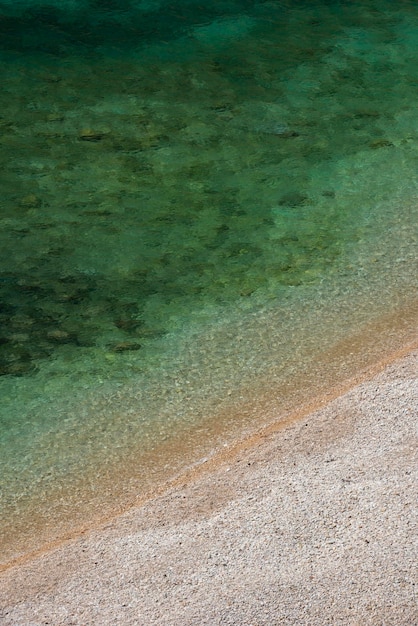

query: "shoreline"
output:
1 341 417 623
0 300 417 571
1 301 417 572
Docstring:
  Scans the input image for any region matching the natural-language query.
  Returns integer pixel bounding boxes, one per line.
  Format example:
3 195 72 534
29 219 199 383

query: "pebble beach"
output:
1 2 418 622
1 344 417 625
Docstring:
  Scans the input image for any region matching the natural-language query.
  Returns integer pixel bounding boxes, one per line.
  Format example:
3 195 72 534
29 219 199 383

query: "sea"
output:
0 0 417 566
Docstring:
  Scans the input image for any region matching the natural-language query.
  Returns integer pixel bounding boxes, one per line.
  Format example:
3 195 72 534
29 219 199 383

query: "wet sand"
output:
1 343 417 625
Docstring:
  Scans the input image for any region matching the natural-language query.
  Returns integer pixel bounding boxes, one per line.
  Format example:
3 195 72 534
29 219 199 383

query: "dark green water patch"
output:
2 0 418 376
0 181 346 376
0 0 265 56
9 0 413 375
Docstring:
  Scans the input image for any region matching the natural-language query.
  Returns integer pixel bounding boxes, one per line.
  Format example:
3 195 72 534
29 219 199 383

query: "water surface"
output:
0 0 417 565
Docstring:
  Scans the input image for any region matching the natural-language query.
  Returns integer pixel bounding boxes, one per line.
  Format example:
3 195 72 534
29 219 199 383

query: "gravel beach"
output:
1 347 417 625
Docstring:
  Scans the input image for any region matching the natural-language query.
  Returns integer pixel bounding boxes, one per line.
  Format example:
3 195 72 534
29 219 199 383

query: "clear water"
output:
0 0 417 565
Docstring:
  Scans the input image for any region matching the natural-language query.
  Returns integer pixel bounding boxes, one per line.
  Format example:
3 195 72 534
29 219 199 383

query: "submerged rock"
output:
78 128 106 142
19 194 42 208
110 341 142 352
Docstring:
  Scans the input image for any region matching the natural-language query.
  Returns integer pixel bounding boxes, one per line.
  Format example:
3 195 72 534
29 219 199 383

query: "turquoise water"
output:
0 0 417 564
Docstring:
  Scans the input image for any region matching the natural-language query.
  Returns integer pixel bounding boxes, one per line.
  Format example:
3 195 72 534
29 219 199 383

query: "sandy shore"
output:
1 347 417 625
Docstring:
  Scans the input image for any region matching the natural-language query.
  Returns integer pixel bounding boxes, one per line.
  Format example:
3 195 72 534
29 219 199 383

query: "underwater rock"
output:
46 329 72 342
46 113 65 122
278 192 309 207
1 360 36 376
19 194 42 209
369 139 393 149
8 333 30 343
110 341 142 352
78 129 106 142
114 317 143 331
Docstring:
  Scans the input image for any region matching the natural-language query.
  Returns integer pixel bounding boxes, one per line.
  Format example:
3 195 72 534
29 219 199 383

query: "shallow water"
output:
0 0 417 565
